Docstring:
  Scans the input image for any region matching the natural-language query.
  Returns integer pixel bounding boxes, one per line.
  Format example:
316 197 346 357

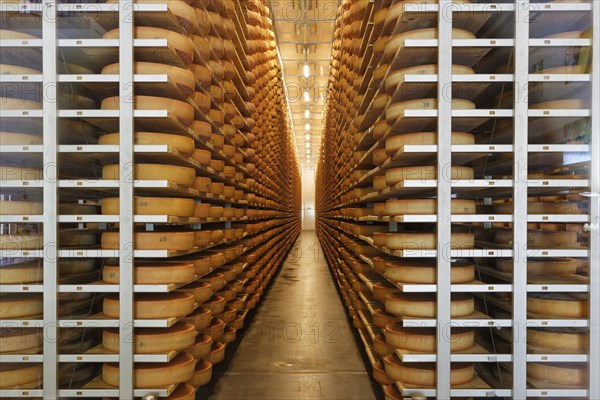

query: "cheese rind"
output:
103 293 195 318
101 62 196 95
0 261 42 284
385 199 475 215
383 355 474 386
384 260 474 284
100 95 194 125
385 131 474 155
385 293 474 318
102 323 197 353
0 295 43 319
385 165 474 186
385 324 475 352
528 363 587 386
102 263 195 284
0 363 42 388
101 197 196 217
99 132 195 156
101 232 196 250
102 164 196 186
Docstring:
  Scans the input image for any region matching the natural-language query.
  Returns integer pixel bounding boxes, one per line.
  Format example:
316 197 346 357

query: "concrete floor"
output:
205 230 379 400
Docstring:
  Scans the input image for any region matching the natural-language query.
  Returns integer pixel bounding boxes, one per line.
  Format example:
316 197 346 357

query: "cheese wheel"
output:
0 200 42 215
101 95 194 126
528 328 587 352
384 28 476 62
193 177 212 194
0 295 43 319
102 323 197 353
373 360 395 385
384 260 474 284
101 232 196 250
385 199 475 215
383 355 474 386
386 98 475 122
0 328 42 353
168 383 196 400
103 292 195 318
105 0 197 33
102 164 196 186
101 62 195 95
102 197 195 217
0 97 41 110
182 307 211 330
385 165 474 186
0 234 43 250
187 360 212 387
381 232 474 250
385 293 474 318
528 293 587 318
185 334 212 359
495 230 577 248
195 203 212 218
385 324 475 352
99 132 195 156
0 363 42 388
209 341 225 364
528 363 587 386
102 352 196 388
386 131 474 155
0 165 42 180
494 201 580 214
103 27 194 64
192 149 211 166
0 132 42 145
102 263 195 284
495 258 577 275
60 230 98 247
178 282 212 304
530 99 588 110
60 259 96 275
0 64 41 75
0 260 42 284
385 65 474 95
374 333 395 356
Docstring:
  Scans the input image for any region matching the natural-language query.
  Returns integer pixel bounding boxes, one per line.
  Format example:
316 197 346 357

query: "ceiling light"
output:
306 143 311 148
306 149 310 154
305 109 310 118
303 63 310 78
305 134 310 140
304 91 310 103
305 123 311 131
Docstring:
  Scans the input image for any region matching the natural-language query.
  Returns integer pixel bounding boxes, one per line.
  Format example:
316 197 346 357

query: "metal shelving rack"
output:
316 0 598 399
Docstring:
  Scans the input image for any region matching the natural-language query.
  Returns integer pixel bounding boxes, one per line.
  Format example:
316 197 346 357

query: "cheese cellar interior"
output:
0 0 597 399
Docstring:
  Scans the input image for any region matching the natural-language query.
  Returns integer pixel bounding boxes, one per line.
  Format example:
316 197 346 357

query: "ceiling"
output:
268 0 339 168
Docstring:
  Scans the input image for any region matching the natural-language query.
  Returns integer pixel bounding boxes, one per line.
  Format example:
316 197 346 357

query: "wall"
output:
301 165 316 230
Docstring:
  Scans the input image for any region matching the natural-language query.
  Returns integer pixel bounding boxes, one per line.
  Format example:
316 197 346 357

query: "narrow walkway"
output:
207 231 378 400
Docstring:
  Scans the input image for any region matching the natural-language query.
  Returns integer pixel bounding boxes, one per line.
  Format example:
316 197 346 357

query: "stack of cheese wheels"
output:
101 95 194 126
0 295 43 319
495 258 577 275
384 28 476 61
0 260 42 284
385 293 474 318
384 259 475 284
102 164 196 186
101 231 196 251
102 352 196 388
527 328 587 353
102 262 195 284
385 324 475 352
102 197 196 217
0 328 42 354
99 132 195 156
528 293 587 318
102 323 197 353
103 27 194 64
384 199 475 215
103 292 195 319
182 307 211 330
374 232 474 250
384 355 474 386
0 363 42 388
495 229 577 248
528 362 587 387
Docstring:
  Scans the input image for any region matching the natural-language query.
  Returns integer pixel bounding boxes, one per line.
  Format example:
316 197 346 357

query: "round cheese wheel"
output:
528 328 587 353
0 328 42 353
185 334 212 359
494 201 580 214
385 64 474 95
0 30 39 40
530 99 588 110
0 260 42 284
102 262 195 284
385 165 474 186
103 27 194 64
0 295 43 319
102 352 196 388
374 333 396 357
100 95 194 126
495 258 577 275
384 260 474 284
102 164 196 186
205 296 225 315
0 97 41 110
0 234 43 250
386 131 474 155
386 98 475 122
528 363 587 386
381 232 474 250
536 65 586 75
0 363 42 388
187 360 212 387
168 383 196 400
373 360 395 385
209 341 225 364
99 132 195 156
193 177 212 194
384 28 476 62
101 231 196 250
102 197 196 217
102 323 197 353
60 230 98 247
192 149 211 166
201 318 224 341
0 165 42 180
528 293 587 318
383 355 474 386
0 132 42 145
0 64 41 75
495 230 577 248
60 259 96 275
103 292 195 318
384 199 475 215
178 282 212 304
386 324 475 352
385 293 474 318
101 62 195 95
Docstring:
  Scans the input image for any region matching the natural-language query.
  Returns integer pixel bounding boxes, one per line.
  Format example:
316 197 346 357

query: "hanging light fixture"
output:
305 123 311 131
303 63 310 78
304 90 310 102
305 109 310 118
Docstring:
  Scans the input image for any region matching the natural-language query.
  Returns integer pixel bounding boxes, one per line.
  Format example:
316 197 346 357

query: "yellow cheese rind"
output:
102 323 197 354
101 231 196 250
101 62 195 94
99 132 195 156
386 98 475 122
103 293 195 318
0 260 42 284
528 294 587 318
0 363 42 388
385 324 474 352
101 197 196 217
0 328 42 353
383 355 474 386
187 360 212 387
385 293 474 318
384 260 474 284
384 199 475 215
385 131 474 155
101 95 194 125
384 28 476 62
102 164 196 186
528 363 587 386
0 132 42 145
385 165 474 186
380 232 474 250
102 263 195 284
0 295 43 319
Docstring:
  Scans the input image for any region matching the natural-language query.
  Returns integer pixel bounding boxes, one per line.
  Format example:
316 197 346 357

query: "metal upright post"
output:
513 1 529 399
437 1 452 398
588 3 599 399
42 1 59 398
119 0 135 397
